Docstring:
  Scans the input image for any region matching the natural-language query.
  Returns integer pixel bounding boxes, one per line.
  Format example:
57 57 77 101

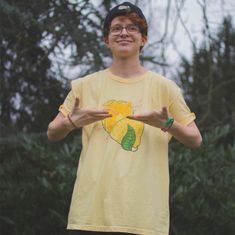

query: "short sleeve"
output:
59 79 82 117
168 81 196 125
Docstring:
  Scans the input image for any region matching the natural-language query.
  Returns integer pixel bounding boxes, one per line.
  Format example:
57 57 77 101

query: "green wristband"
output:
161 117 174 132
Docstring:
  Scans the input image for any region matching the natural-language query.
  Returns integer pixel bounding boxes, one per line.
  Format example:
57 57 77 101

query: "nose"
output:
120 27 129 36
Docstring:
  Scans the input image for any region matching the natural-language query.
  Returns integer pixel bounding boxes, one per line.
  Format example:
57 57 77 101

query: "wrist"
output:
161 117 174 132
63 115 76 131
68 114 79 129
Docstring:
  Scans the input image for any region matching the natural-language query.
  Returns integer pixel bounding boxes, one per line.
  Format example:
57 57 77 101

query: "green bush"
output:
0 126 234 235
0 132 81 235
169 125 235 235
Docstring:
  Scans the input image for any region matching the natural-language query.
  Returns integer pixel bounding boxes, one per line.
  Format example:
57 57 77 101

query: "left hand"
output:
127 107 169 129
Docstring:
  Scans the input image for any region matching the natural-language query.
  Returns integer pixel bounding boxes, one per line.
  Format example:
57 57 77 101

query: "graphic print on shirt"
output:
102 100 144 151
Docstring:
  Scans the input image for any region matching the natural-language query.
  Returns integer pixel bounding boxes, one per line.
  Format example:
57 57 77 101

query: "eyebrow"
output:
110 23 136 27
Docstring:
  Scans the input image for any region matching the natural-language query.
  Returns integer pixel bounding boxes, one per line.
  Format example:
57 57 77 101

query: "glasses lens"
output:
127 25 139 33
110 25 140 35
110 25 122 35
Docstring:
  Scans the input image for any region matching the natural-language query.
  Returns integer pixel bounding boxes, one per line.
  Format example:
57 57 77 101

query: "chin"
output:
113 49 138 58
115 53 133 59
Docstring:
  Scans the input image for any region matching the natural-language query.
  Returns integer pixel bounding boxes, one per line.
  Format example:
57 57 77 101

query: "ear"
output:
141 36 147 47
104 37 110 48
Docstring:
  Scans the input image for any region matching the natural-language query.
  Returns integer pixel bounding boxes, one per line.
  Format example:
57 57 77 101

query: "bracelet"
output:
67 114 79 129
161 117 174 132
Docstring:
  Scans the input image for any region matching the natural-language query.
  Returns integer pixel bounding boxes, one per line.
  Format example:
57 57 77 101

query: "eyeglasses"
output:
109 24 140 36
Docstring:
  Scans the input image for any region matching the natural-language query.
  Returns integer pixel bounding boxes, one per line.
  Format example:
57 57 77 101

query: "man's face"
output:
105 16 147 58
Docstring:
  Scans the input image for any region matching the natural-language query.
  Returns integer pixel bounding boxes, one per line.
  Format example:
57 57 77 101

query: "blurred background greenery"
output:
0 0 235 234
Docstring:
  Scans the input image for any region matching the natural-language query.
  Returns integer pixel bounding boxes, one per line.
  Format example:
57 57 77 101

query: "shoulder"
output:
71 69 107 87
148 71 180 91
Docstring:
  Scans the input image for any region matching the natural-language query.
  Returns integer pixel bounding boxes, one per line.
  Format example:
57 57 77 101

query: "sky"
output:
61 0 235 79
143 0 235 68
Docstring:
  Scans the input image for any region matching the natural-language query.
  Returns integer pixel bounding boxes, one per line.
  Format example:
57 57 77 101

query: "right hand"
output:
127 107 169 129
68 97 112 128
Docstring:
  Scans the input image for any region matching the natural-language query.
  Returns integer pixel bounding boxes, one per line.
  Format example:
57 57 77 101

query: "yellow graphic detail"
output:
102 100 132 133
102 100 144 152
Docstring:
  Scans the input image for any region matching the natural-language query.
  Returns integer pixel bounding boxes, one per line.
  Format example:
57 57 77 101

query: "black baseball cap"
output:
103 2 147 37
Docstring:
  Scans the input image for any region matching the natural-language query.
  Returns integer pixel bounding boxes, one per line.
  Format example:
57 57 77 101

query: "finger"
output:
162 106 168 117
127 113 146 119
94 115 112 121
127 115 149 121
74 97 80 109
127 111 154 119
72 97 80 114
86 109 111 115
93 113 112 118
127 115 141 119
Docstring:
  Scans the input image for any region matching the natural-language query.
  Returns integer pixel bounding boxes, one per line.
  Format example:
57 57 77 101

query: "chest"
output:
82 79 165 114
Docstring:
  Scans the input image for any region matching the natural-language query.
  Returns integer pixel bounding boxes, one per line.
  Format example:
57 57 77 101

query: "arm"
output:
47 97 112 142
47 112 74 141
167 121 202 148
128 107 202 149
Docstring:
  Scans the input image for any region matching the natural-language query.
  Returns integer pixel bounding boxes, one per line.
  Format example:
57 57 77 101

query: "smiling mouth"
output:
116 41 132 44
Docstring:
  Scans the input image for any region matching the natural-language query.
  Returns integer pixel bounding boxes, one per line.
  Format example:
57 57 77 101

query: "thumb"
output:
162 106 168 118
72 97 80 114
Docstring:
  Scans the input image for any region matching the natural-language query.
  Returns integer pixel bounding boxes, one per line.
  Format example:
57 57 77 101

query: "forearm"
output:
167 121 202 148
47 104 112 141
47 115 74 141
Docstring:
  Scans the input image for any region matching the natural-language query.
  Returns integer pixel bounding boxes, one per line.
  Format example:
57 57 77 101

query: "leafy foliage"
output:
0 0 118 133
178 17 235 132
0 126 234 235
0 0 66 133
169 125 235 235
0 132 82 235
1 1 235 235
170 17 235 234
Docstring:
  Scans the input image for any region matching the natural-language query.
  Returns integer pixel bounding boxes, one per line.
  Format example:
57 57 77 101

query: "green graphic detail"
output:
121 124 136 151
102 100 144 152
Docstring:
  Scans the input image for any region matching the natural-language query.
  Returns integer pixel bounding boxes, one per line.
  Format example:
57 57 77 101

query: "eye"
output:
128 25 139 32
111 25 122 33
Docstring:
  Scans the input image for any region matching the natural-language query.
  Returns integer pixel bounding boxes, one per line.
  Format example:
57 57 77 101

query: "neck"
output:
109 56 147 78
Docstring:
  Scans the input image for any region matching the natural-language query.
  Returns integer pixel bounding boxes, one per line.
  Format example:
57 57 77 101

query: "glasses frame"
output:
109 24 141 36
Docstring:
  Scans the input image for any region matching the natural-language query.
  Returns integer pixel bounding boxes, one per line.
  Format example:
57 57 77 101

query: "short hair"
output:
104 12 148 39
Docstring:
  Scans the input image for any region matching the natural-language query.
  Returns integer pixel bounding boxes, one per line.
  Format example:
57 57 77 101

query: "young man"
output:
47 2 202 235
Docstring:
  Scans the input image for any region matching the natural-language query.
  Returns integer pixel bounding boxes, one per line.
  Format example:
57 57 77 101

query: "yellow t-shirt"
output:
59 69 195 235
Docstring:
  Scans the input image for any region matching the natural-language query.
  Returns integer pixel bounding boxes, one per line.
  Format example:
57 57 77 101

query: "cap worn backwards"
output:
103 2 147 36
